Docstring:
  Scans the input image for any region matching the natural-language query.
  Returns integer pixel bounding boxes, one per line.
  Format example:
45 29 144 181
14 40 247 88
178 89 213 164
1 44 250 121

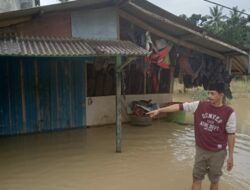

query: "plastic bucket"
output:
165 111 186 124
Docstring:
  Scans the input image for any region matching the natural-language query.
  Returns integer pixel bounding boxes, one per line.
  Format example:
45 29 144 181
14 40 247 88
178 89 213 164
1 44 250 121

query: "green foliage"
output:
191 88 208 101
206 6 227 27
179 6 250 49
179 14 207 27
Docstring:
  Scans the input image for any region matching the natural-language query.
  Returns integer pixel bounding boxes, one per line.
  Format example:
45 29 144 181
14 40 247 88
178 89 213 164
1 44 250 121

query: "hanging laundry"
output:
179 54 193 75
145 47 171 69
145 31 157 53
175 50 233 98
178 53 194 88
146 64 160 93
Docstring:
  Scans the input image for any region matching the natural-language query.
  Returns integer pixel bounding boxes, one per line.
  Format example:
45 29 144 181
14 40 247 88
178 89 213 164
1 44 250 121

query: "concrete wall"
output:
86 94 172 126
71 7 118 39
0 0 19 13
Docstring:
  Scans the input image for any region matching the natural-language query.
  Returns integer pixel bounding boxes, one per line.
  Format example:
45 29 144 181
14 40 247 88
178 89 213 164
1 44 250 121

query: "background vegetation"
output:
179 6 250 49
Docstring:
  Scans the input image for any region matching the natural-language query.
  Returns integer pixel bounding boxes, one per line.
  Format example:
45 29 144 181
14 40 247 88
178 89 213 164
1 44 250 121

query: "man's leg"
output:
192 147 208 190
192 178 202 190
210 181 219 190
208 149 226 190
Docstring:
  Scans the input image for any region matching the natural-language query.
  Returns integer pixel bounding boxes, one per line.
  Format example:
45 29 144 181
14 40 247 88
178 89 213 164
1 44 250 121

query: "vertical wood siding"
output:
0 57 86 136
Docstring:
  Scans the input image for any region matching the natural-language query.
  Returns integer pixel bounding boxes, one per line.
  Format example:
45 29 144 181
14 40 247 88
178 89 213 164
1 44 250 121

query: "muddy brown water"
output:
0 95 249 190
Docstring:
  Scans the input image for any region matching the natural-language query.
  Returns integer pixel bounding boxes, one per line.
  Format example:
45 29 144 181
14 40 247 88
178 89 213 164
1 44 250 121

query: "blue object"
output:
0 57 87 136
136 103 159 112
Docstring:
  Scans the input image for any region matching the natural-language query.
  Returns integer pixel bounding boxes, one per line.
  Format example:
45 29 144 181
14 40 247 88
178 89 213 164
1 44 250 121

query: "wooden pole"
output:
116 55 122 153
169 67 175 93
248 51 250 75
225 55 232 75
20 60 27 133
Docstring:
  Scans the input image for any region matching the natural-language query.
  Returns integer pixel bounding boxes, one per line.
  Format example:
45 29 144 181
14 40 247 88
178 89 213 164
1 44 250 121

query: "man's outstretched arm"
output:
146 104 180 118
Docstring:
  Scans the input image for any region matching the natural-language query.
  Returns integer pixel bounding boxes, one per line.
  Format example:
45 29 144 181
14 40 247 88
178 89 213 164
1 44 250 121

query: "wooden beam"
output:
179 34 197 41
128 2 248 56
119 10 225 59
116 55 122 153
231 59 244 74
0 16 32 28
248 51 250 75
117 57 136 72
233 57 246 73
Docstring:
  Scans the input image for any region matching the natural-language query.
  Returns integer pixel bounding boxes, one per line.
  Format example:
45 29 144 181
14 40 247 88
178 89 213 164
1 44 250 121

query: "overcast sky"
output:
40 0 250 17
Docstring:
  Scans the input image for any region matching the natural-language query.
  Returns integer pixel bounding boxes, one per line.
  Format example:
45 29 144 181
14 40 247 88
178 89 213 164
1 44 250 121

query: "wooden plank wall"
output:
0 57 86 136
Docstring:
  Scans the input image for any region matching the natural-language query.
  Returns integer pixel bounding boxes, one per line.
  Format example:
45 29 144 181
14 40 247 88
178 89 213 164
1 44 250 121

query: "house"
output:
0 0 248 151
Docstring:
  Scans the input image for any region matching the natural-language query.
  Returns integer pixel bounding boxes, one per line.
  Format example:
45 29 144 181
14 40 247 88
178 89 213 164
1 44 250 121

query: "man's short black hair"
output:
207 82 225 93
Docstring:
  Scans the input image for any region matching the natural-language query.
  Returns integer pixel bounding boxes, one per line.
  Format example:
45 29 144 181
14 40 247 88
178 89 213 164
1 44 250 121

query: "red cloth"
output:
145 48 171 69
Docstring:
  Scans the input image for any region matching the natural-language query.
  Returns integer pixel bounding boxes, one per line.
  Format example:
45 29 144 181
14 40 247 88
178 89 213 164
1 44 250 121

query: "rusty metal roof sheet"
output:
0 34 148 57
121 1 248 55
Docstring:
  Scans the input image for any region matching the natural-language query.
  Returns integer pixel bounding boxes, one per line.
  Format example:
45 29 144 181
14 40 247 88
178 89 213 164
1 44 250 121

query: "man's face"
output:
207 90 223 105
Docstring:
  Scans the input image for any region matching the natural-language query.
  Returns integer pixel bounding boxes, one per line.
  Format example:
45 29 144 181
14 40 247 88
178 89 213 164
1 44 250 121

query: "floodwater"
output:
0 95 250 190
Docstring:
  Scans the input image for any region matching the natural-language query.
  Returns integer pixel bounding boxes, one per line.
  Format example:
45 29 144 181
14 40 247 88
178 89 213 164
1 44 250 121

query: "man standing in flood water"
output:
147 83 236 190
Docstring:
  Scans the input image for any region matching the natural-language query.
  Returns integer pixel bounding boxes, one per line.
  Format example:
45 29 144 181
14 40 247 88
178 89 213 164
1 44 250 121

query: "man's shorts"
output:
193 146 227 183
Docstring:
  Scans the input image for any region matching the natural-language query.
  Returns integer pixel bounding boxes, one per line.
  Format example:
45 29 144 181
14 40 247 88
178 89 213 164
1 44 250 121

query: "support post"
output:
116 55 122 153
20 60 27 133
169 66 175 93
248 51 250 75
225 55 232 75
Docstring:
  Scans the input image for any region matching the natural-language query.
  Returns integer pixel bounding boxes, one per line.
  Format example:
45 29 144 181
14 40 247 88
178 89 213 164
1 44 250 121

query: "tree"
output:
230 6 245 18
179 6 250 49
206 6 227 26
179 14 207 27
204 6 227 35
222 7 250 48
179 14 188 20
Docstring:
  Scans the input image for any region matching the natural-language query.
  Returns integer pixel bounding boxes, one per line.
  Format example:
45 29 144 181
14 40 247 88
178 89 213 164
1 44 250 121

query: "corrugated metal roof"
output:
0 0 247 56
0 0 113 22
121 0 248 55
119 0 249 75
0 34 148 57
0 0 247 73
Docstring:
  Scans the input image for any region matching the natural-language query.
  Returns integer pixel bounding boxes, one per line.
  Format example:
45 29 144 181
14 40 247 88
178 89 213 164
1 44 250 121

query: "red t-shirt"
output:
180 101 235 151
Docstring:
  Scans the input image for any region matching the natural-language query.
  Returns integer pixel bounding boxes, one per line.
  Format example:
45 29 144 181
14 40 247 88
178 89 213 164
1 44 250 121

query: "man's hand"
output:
227 157 234 171
146 109 159 118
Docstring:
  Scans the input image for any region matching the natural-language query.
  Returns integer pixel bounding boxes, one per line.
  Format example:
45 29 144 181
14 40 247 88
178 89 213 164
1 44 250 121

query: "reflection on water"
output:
0 120 249 190
227 133 250 189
